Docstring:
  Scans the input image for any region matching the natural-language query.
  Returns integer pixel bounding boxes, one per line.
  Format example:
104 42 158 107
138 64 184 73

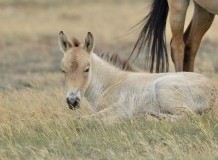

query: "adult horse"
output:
58 31 217 123
132 0 218 72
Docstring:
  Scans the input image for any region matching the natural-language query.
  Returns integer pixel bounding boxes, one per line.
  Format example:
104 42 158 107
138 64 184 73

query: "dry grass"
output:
0 0 218 159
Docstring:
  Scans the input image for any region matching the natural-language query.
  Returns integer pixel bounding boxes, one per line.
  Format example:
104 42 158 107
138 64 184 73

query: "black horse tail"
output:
131 0 169 73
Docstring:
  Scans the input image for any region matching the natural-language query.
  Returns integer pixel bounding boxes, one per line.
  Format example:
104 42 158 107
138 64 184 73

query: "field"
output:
0 0 218 159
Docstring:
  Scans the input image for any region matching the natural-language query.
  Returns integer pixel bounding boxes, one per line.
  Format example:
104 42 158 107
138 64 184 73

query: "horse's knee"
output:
171 37 185 55
170 37 185 71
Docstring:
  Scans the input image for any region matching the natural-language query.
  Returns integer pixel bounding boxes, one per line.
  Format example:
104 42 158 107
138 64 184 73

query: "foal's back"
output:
150 72 217 114
118 72 217 117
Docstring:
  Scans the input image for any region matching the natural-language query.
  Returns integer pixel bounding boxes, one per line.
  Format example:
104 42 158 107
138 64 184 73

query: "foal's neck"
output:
85 53 123 109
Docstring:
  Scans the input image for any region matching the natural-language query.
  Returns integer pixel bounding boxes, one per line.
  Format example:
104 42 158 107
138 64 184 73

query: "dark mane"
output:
94 51 137 72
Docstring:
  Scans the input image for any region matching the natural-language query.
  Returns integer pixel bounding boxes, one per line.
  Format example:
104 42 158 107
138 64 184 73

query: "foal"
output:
58 31 217 123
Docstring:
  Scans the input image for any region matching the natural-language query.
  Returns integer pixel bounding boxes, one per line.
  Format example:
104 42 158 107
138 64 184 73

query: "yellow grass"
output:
0 0 218 159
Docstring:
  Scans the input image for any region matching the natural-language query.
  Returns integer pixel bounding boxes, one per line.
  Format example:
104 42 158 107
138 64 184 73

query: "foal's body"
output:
58 32 217 123
85 53 217 122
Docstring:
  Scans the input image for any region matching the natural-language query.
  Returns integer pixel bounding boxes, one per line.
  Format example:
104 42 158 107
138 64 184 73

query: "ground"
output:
0 0 218 159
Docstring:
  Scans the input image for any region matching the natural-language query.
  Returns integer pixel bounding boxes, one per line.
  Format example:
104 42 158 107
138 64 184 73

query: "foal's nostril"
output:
66 98 72 107
66 97 80 109
74 97 80 107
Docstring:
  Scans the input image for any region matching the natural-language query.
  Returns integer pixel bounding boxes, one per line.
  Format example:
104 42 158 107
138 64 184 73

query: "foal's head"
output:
58 31 94 109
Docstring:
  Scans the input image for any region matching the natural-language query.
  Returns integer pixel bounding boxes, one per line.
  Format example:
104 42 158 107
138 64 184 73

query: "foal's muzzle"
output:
66 92 81 109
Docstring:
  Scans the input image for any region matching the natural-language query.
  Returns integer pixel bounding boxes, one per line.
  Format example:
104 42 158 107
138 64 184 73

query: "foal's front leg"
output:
80 106 124 124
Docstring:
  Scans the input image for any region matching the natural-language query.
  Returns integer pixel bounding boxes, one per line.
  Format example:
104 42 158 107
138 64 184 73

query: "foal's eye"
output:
84 67 90 73
61 70 65 73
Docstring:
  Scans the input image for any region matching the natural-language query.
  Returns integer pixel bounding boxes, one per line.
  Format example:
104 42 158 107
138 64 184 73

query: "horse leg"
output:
168 0 190 72
183 3 215 72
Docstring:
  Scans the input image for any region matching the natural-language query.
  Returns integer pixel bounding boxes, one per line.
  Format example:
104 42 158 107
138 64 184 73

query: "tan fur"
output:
195 0 218 14
61 47 90 94
59 32 218 123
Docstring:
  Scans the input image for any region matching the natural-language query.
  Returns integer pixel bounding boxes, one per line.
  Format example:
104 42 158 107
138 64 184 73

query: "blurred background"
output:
0 0 217 91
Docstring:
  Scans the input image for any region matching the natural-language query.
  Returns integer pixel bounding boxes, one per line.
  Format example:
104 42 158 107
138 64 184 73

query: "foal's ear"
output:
84 32 95 53
58 31 72 53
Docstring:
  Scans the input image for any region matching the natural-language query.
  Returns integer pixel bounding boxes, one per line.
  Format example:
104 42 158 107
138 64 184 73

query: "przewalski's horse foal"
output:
132 0 218 72
58 31 217 122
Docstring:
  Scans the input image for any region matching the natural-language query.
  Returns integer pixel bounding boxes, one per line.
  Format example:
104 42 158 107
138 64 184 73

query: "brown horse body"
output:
133 0 218 72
